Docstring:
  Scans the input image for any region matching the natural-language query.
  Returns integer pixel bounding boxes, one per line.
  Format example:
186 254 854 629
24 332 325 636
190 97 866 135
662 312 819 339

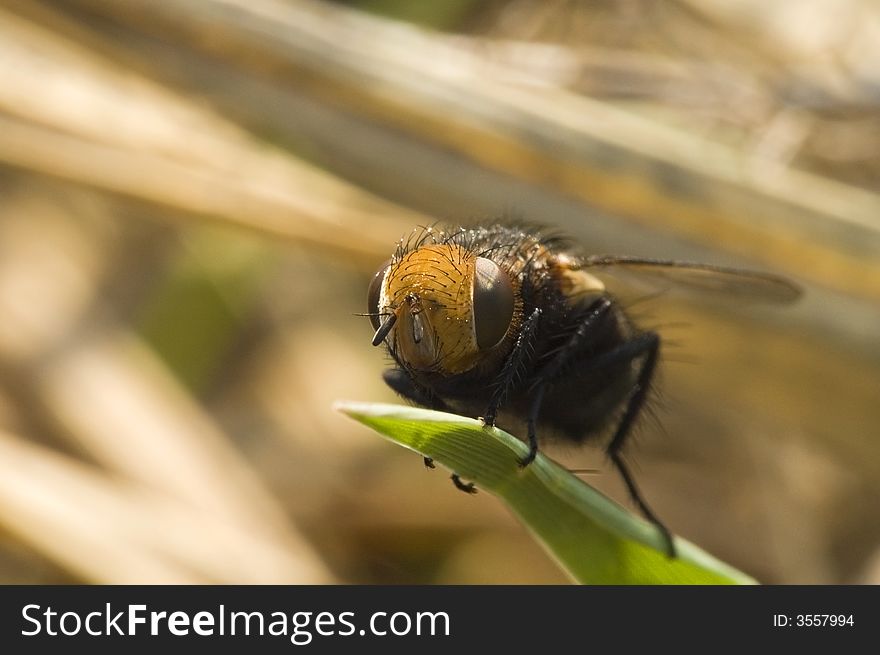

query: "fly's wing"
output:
582 256 802 304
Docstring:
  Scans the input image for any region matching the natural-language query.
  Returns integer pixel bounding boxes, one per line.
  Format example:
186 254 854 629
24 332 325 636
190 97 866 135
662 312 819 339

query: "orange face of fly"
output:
368 244 515 375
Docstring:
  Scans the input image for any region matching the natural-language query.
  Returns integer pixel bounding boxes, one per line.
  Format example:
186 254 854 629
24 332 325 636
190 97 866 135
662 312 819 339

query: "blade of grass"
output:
336 401 756 585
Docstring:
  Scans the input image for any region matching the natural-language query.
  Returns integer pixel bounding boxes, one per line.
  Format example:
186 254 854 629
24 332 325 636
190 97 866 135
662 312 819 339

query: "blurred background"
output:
0 0 878 584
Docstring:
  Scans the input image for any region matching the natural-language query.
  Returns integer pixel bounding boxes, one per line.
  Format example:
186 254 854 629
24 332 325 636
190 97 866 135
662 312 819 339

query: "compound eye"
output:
473 257 514 350
367 260 391 331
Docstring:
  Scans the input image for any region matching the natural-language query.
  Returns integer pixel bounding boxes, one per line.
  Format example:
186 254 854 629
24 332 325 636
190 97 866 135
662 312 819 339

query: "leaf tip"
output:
332 399 366 419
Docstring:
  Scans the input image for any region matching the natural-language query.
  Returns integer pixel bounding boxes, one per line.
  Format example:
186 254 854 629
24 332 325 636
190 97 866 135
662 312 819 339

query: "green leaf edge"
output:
336 400 757 586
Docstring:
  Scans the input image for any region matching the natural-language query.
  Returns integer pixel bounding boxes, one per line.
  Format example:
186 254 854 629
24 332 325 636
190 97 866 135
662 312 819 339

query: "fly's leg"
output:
381 368 478 493
520 298 614 467
451 474 476 494
600 332 675 557
484 308 541 427
560 330 674 557
484 270 541 428
519 300 675 556
520 383 546 467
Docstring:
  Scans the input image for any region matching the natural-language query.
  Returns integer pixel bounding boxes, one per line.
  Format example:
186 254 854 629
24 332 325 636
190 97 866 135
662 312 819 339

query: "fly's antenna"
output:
372 313 398 346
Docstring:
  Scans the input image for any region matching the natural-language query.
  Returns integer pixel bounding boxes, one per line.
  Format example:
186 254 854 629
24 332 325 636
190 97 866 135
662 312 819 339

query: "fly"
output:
366 224 801 557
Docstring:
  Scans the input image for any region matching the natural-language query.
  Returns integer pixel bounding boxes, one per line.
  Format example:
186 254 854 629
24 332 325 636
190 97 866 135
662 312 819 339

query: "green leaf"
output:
336 401 756 585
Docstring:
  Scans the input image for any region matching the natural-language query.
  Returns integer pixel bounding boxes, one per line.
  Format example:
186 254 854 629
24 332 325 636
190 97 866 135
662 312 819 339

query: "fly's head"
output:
368 244 516 375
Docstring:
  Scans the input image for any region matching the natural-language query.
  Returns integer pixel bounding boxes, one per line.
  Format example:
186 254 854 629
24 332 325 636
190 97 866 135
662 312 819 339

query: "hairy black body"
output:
386 227 637 442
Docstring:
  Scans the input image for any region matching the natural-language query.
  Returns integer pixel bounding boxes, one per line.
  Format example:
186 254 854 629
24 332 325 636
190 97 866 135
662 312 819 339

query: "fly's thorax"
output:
377 244 518 375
